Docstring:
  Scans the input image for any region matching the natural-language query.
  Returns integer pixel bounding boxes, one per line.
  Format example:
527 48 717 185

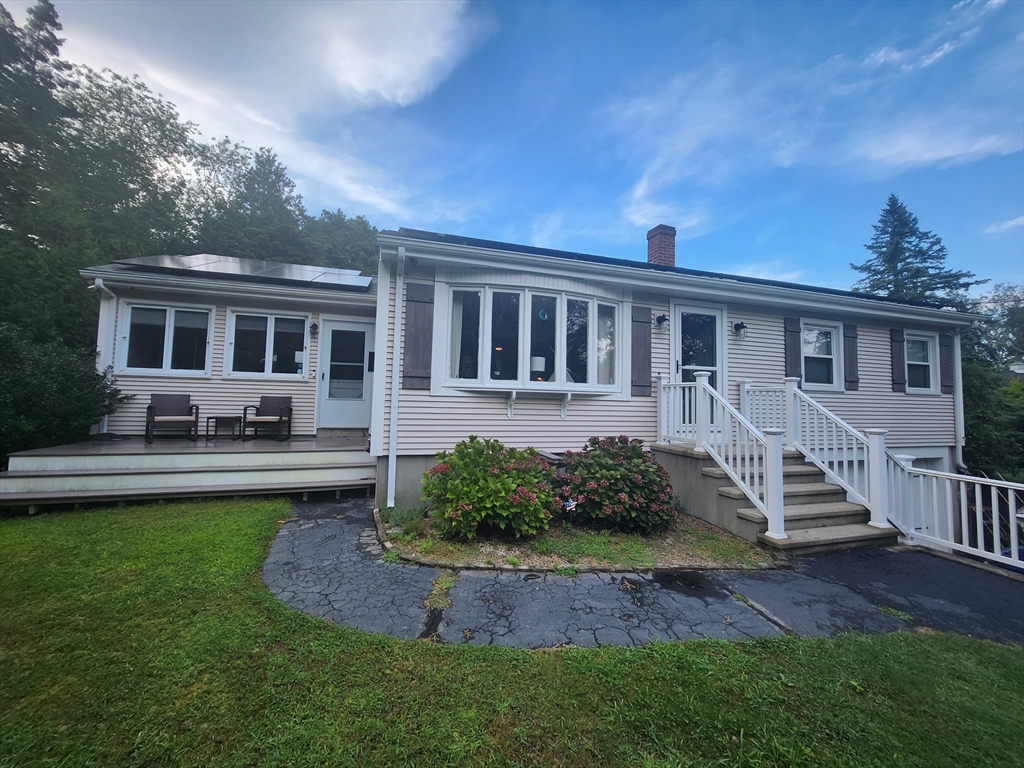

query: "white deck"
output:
0 436 375 506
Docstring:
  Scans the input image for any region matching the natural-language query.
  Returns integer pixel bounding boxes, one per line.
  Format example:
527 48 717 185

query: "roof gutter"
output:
386 245 406 509
377 234 982 328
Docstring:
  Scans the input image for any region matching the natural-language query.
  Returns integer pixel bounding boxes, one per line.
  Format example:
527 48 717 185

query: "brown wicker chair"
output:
242 396 292 441
145 394 199 443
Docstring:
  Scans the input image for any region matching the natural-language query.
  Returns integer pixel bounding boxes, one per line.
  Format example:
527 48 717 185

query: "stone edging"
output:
372 507 784 573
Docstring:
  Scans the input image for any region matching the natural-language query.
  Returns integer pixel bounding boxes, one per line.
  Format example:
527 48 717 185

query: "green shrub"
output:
0 324 128 466
422 436 555 539
558 435 676 534
382 506 428 537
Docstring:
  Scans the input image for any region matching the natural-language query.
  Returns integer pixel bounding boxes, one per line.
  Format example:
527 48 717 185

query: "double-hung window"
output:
228 312 308 377
801 321 842 390
905 333 938 393
446 287 619 392
122 304 211 374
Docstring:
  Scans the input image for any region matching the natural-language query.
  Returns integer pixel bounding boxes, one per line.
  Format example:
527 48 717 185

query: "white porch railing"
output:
658 373 787 541
791 387 871 507
739 381 787 432
886 454 1023 568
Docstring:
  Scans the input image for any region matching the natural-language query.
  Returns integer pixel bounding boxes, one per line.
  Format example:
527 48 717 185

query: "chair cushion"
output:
153 416 196 424
246 416 284 423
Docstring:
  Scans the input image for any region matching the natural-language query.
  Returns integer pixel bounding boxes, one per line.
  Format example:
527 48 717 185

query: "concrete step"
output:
758 523 899 554
702 464 824 484
718 482 849 506
736 501 869 529
0 462 376 497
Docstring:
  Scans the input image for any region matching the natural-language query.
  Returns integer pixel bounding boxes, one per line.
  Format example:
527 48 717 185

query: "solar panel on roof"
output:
114 254 372 289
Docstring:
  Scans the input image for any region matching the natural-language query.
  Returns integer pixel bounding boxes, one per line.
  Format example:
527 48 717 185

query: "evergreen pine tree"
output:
851 194 986 307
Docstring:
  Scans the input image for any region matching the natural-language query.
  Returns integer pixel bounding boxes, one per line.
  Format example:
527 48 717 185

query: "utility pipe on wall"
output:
386 246 406 508
90 278 118 434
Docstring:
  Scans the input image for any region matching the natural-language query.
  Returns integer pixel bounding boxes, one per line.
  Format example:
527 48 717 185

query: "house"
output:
2 227 1020 564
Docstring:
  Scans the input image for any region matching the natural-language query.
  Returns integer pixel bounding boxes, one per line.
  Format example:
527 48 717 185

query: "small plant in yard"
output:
878 605 913 621
422 435 556 539
383 506 428 537
505 556 521 566
382 549 401 564
558 435 676 534
552 565 580 578
426 570 458 610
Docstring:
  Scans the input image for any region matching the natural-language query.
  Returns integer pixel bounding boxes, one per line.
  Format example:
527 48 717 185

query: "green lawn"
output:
1 499 1022 767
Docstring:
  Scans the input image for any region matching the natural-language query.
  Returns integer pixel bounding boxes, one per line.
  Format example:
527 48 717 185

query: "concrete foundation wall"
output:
653 444 735 531
375 455 436 510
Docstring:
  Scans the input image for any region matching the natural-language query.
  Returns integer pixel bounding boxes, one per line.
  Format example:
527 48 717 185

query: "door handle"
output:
676 360 682 374
321 371 324 381
368 352 375 373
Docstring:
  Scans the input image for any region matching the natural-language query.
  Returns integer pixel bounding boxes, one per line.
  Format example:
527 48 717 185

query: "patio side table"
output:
205 415 242 440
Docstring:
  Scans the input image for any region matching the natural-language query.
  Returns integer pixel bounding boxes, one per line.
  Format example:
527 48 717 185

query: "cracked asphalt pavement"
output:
262 499 1024 648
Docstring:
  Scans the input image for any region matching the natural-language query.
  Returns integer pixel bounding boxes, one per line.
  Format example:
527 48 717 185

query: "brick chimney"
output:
646 224 676 267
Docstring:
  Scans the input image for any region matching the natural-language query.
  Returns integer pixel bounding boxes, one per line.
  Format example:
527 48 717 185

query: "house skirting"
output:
375 455 436 510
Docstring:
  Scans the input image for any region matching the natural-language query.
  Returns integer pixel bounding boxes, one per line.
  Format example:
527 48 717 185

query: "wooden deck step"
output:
0 478 376 506
758 523 899 554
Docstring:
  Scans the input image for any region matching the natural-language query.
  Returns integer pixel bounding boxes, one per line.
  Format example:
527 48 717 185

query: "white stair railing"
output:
887 453 1024 568
740 381 787 432
658 373 786 541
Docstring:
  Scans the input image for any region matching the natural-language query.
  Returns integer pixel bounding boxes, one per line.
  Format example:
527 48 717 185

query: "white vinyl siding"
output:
726 307 955 448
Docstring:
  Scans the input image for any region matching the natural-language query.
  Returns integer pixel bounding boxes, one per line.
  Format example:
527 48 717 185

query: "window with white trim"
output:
801 321 842 389
227 312 308 377
905 332 938 393
121 304 211 374
446 286 620 392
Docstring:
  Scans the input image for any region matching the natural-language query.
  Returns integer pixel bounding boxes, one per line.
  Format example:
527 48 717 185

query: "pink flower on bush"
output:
428 463 451 477
632 473 643 483
586 481 598 491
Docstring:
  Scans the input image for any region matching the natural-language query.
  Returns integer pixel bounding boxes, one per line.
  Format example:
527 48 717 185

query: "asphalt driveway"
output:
262 499 1024 648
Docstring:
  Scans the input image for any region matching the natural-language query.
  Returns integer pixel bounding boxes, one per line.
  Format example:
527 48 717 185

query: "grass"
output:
530 527 655 567
2 499 1023 767
426 570 458 611
878 605 914 622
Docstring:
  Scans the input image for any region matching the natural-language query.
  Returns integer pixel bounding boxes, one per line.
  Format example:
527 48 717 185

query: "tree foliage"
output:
852 194 986 307
0 1 379 460
0 324 125 461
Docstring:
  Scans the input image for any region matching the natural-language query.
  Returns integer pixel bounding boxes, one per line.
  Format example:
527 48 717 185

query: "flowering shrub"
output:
422 436 556 539
557 435 676 534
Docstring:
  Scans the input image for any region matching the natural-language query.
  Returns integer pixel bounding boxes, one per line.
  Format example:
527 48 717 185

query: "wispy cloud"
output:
983 216 1024 234
49 0 494 222
610 0 1020 230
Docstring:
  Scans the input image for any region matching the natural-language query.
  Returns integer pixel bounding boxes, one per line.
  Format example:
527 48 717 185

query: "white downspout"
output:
386 246 406 508
953 327 967 470
90 278 118 434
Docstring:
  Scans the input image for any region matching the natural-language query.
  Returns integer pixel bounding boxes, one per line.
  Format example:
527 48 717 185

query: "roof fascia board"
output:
80 267 377 307
377 235 979 327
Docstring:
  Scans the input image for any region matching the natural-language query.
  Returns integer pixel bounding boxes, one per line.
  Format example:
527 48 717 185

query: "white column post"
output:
656 374 666 444
865 429 893 529
783 377 801 451
738 379 752 423
762 428 788 541
694 371 712 450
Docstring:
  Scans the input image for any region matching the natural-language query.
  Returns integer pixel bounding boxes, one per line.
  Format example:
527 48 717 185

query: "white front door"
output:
316 320 374 429
671 304 725 390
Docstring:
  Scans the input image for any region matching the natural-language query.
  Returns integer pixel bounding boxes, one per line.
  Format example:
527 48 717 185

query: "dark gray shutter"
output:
402 282 434 389
939 334 954 394
784 317 801 379
843 324 859 391
890 328 906 392
631 306 652 396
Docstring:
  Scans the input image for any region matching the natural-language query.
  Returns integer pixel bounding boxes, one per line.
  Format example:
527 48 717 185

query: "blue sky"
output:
11 0 1024 290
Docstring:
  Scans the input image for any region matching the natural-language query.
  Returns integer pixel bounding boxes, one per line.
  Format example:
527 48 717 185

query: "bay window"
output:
446 286 620 392
122 304 211 374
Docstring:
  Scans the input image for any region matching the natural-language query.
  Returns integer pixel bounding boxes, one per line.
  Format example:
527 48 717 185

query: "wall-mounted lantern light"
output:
733 322 748 340
655 314 669 328
309 322 319 338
